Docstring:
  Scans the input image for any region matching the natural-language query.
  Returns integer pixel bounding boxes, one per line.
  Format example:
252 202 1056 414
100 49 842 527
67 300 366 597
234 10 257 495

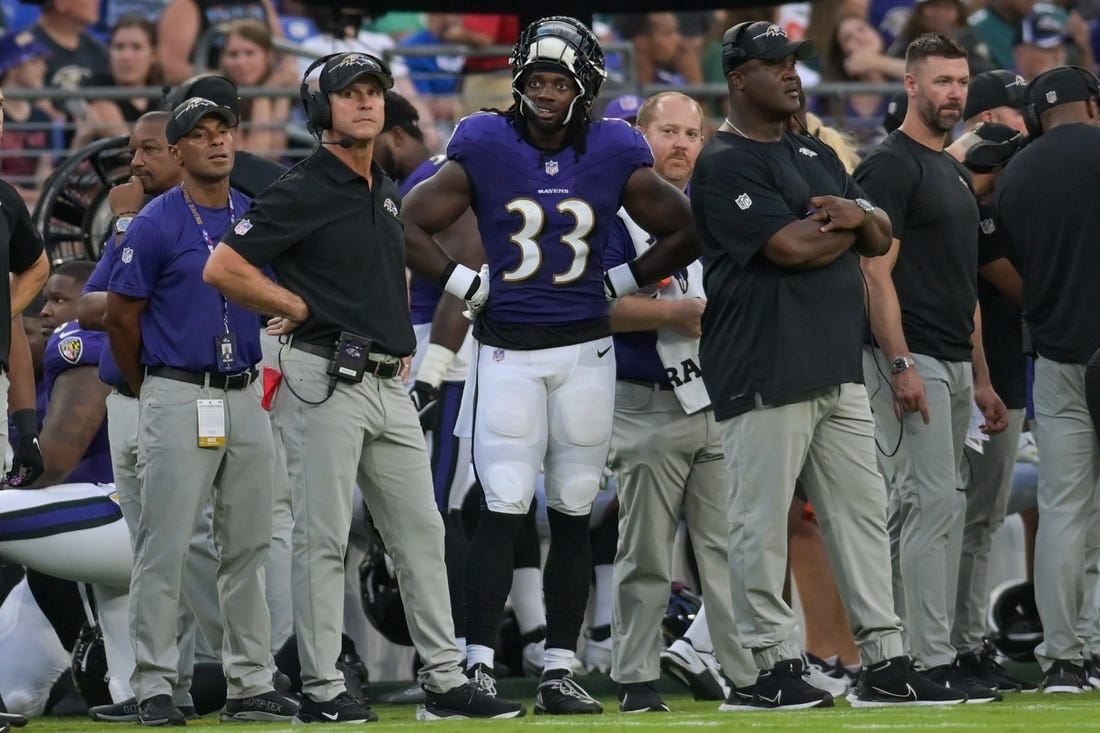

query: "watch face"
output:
856 198 874 212
115 217 133 234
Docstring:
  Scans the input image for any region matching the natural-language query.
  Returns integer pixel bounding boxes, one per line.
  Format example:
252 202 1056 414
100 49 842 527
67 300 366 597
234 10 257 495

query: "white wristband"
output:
416 343 457 389
605 262 640 298
443 263 478 300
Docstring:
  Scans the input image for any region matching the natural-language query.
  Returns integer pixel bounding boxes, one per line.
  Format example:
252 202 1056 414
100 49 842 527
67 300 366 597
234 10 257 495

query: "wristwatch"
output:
854 198 875 225
890 355 916 374
114 216 134 235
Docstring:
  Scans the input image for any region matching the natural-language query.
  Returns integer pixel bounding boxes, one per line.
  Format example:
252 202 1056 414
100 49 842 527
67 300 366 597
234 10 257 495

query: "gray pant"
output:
1032 359 1100 668
720 383 904 669
608 382 756 688
129 374 276 700
273 346 466 700
953 408 1026 652
864 349 971 669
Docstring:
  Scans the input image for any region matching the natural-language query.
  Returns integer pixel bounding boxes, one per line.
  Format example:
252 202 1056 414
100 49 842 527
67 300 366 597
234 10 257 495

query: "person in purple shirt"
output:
401 16 699 714
104 96 293 726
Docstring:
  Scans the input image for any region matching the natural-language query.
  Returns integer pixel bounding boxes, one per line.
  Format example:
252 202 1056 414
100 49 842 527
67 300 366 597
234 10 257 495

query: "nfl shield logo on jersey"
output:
59 336 83 364
493 348 505 362
545 160 559 176
234 218 253 236
736 193 752 210
121 246 133 263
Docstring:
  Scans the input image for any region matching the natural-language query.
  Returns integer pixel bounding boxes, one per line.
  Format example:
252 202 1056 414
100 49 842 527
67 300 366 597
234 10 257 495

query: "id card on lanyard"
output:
183 185 239 373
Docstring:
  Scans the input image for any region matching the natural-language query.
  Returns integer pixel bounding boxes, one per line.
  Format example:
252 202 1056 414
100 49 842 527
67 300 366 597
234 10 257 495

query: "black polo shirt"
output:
976 204 1026 410
855 131 979 363
0 180 45 369
223 147 415 356
692 131 868 421
995 123 1100 365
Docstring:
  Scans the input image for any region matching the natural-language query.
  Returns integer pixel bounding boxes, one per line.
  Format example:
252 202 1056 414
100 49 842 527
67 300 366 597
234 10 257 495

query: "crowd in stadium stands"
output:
1 1 1099 196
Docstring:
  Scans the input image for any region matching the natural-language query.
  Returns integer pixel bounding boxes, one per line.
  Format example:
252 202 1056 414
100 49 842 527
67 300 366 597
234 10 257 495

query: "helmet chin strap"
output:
516 70 588 130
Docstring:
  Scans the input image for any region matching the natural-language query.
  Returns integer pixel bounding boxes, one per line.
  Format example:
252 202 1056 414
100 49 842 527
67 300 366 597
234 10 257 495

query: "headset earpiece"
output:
1022 100 1043 138
300 53 341 139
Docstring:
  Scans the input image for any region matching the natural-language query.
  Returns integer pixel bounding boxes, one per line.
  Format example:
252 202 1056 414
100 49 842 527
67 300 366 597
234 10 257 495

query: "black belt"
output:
116 383 136 399
289 340 402 380
147 366 258 390
621 378 675 392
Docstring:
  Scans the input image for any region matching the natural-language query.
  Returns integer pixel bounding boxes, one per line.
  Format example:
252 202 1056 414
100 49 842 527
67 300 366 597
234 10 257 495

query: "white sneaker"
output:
579 636 612 674
523 639 585 676
802 653 851 697
659 638 730 700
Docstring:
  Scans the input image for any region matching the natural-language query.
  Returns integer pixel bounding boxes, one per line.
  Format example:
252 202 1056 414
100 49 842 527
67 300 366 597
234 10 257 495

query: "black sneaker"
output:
750 659 833 709
535 669 603 715
0 712 26 729
294 691 378 723
220 690 299 722
618 682 669 713
138 695 186 727
718 685 755 712
959 646 1038 693
1042 660 1089 694
89 697 140 722
416 681 525 720
467 663 498 697
376 682 425 705
923 662 1002 703
848 656 966 706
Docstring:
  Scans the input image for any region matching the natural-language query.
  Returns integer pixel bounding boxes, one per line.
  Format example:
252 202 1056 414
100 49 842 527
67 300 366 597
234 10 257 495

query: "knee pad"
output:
551 384 613 447
481 462 537 514
546 474 601 516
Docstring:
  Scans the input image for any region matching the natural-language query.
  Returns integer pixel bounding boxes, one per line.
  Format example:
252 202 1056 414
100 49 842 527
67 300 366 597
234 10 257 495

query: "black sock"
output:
544 508 593 651
464 509 524 648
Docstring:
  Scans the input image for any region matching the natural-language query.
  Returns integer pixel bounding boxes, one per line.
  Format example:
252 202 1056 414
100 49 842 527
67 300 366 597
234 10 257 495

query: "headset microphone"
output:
321 138 355 148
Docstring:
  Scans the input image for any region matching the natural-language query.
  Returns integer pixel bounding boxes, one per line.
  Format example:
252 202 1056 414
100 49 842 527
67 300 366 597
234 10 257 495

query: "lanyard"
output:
182 184 234 333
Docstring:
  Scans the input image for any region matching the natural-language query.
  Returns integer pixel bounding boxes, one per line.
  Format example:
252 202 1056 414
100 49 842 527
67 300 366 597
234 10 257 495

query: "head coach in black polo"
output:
995 65 1100 692
202 51 522 722
690 20 964 709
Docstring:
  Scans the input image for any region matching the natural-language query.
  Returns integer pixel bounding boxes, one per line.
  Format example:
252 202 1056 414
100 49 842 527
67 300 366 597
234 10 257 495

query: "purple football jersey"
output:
44 323 113 484
402 155 448 325
448 114 653 325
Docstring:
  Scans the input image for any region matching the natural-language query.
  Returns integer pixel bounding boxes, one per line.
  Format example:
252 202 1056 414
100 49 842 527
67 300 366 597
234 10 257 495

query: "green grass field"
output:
21 685 1100 732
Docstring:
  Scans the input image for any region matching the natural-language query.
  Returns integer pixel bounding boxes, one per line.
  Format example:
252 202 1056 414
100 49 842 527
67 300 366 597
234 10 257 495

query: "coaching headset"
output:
299 51 394 139
1022 65 1100 138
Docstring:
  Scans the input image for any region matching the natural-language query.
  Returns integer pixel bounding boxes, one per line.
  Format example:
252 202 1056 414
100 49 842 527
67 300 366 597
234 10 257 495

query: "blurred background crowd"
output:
0 0 1095 205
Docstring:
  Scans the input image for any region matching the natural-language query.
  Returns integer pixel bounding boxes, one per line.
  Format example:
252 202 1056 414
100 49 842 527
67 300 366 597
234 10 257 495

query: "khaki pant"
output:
608 382 757 688
1032 359 1100 668
130 375 275 700
720 383 904 669
273 346 466 699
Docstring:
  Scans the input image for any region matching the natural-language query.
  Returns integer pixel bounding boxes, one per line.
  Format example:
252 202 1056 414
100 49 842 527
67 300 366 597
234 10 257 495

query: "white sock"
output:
466 644 495 670
544 647 576 673
591 564 614 629
510 567 546 634
683 604 714 653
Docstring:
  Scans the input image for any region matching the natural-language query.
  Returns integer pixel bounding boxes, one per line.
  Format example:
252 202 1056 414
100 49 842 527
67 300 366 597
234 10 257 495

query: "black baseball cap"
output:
163 74 239 116
964 70 1027 119
722 21 817 73
1027 65 1098 116
166 97 238 144
883 91 908 133
320 52 394 94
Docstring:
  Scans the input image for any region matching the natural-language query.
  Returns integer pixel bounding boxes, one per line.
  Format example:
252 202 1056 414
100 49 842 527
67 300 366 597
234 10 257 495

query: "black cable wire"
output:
276 335 337 406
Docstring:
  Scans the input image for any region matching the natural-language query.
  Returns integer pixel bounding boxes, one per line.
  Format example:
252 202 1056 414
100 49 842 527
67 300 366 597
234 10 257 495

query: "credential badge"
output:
736 193 752 210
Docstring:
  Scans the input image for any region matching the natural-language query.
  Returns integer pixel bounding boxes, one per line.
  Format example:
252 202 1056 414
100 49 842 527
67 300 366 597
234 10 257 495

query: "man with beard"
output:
854 33 1008 700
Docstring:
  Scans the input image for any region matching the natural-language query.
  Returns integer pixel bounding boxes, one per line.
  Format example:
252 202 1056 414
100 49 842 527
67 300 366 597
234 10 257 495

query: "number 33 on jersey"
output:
447 114 654 325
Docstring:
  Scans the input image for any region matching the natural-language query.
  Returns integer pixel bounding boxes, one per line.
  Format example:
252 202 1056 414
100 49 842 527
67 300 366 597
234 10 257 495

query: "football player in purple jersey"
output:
401 16 700 714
